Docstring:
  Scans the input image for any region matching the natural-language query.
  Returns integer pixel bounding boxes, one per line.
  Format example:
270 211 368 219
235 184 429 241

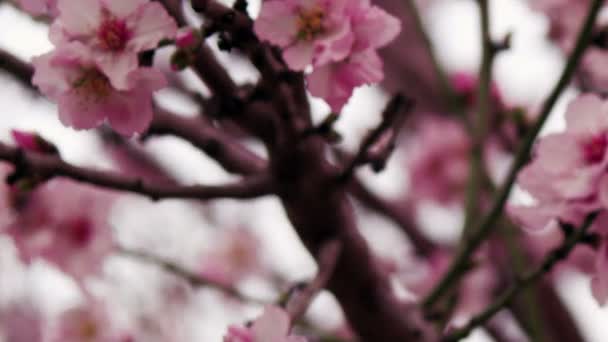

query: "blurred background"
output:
0 0 607 341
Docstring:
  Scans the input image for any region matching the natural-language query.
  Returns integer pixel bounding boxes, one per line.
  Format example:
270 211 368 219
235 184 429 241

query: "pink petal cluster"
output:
406 116 471 205
3 179 115 279
47 300 122 342
31 0 177 136
32 42 166 136
11 129 58 154
509 94 608 305
255 0 401 112
224 306 307 342
451 72 503 109
50 0 177 89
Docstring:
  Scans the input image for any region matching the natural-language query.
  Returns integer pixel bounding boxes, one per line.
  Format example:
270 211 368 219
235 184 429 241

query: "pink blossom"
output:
451 72 503 109
4 179 115 278
307 50 383 112
32 42 166 136
18 0 58 17
50 0 177 89
48 302 119 342
510 94 608 231
199 228 261 287
344 0 402 55
406 116 471 204
508 94 608 306
11 129 58 154
175 28 200 50
254 0 354 71
305 0 400 111
224 306 307 342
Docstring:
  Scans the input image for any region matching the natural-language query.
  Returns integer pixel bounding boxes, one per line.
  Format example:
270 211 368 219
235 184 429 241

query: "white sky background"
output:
0 0 607 341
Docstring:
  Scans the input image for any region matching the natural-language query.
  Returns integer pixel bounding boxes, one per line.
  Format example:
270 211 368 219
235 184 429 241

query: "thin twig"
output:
461 0 494 241
403 0 457 113
339 94 411 181
0 142 273 201
286 240 342 323
422 0 604 311
119 247 267 304
443 211 599 341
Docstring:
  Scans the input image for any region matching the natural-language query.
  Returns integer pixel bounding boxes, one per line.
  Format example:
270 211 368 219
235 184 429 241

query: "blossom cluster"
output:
28 0 177 136
510 94 608 305
254 0 401 112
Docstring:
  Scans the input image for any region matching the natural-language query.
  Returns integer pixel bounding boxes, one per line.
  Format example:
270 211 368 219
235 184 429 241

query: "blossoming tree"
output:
0 0 607 340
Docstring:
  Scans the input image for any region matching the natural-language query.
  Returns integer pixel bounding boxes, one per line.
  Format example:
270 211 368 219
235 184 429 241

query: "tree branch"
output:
349 178 437 256
155 0 187 26
339 94 411 181
443 211 599 341
0 142 273 201
461 0 494 241
0 48 34 89
149 108 267 175
422 0 604 311
286 240 342 323
191 0 309 139
119 247 266 304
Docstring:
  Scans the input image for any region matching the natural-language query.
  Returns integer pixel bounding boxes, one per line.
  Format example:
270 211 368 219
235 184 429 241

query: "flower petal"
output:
254 1 298 47
127 2 178 52
56 0 100 36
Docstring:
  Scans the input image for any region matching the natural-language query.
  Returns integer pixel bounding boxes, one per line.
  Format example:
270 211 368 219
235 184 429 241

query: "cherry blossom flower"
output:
175 28 200 50
508 94 608 305
11 130 58 154
50 0 177 89
303 56 373 112
406 116 471 205
32 42 166 136
224 306 307 342
255 0 400 112
4 179 115 279
47 302 120 342
510 94 608 231
451 72 503 109
307 50 384 113
305 0 400 112
254 0 354 71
